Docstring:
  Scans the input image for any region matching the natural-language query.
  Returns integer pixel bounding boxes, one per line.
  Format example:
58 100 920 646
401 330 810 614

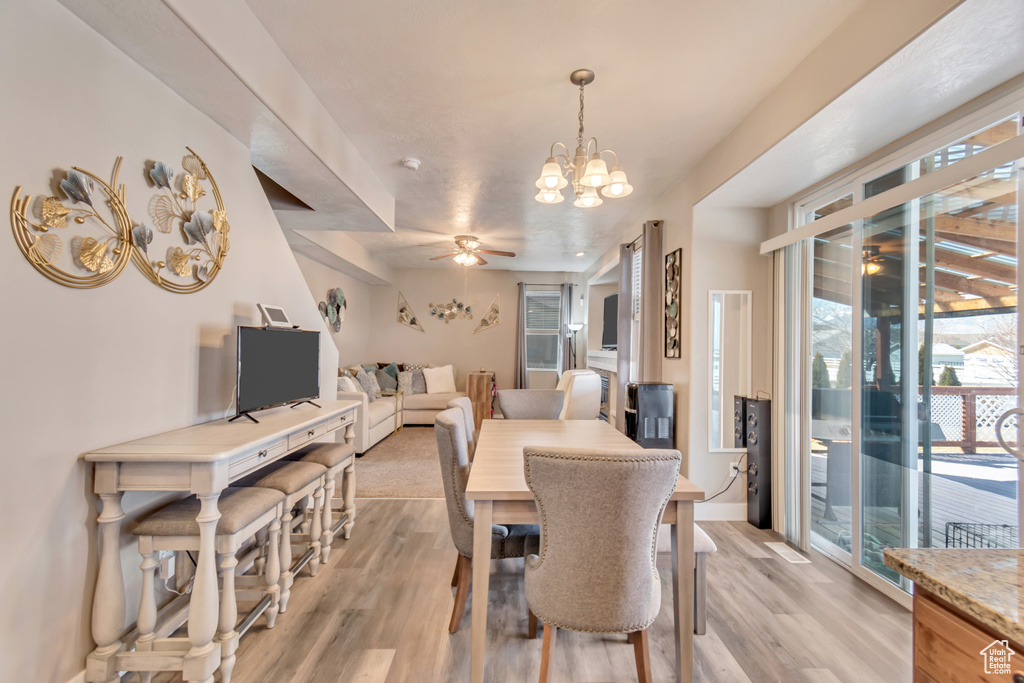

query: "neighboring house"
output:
961 340 1016 387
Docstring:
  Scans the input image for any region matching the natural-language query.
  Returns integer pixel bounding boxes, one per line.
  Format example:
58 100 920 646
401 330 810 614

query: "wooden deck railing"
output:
924 385 1017 453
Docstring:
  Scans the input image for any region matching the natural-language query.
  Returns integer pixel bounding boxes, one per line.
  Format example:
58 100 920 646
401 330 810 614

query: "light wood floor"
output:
154 498 912 682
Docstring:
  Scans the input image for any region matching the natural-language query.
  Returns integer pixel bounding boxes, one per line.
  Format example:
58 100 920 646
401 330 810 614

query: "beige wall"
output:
0 2 339 680
365 269 582 391
294 251 372 368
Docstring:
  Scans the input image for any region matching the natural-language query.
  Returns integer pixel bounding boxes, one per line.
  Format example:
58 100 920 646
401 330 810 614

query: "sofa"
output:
338 363 467 455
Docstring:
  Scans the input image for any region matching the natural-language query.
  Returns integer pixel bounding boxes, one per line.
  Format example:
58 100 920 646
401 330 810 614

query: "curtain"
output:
639 220 663 381
514 282 528 389
616 243 633 432
559 283 572 374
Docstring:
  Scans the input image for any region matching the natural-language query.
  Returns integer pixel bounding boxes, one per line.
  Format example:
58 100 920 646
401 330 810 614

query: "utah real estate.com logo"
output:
980 639 1015 675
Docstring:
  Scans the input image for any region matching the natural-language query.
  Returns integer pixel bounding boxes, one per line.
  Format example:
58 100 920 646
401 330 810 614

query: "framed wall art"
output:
665 248 682 358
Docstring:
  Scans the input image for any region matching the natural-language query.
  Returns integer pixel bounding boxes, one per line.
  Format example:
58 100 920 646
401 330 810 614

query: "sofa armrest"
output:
336 391 371 453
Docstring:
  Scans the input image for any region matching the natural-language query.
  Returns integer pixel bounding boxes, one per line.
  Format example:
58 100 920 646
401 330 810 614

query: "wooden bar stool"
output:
132 487 286 683
285 441 357 563
234 460 327 613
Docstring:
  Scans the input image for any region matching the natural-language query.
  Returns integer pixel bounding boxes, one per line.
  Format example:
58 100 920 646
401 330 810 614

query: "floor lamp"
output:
567 323 583 368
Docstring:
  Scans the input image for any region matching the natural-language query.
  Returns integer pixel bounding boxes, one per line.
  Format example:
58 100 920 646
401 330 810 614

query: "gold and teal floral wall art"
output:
429 298 472 324
10 147 230 293
319 287 346 332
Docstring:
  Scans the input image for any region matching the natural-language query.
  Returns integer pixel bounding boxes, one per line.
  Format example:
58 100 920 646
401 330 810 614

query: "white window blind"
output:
525 289 562 370
631 245 643 320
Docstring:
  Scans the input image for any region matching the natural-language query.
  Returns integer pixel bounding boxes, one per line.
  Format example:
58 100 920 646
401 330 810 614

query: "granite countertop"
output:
885 548 1024 644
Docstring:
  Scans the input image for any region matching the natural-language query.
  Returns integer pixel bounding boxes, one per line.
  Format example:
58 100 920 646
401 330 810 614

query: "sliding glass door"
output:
793 110 1023 593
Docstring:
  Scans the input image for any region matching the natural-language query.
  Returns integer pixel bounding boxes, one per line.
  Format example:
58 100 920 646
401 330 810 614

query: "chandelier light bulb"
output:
601 168 633 198
454 251 479 266
536 158 568 190
574 187 602 208
535 188 565 203
582 155 611 187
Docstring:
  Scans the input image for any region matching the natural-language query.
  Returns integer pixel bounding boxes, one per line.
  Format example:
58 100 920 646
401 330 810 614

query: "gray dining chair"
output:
447 396 477 460
434 408 539 633
496 389 564 420
522 446 682 683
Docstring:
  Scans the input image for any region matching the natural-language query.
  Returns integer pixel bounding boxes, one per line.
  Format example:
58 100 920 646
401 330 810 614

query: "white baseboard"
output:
694 502 747 521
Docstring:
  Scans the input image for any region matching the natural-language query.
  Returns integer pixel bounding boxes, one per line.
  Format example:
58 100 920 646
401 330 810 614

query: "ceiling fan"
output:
428 235 516 266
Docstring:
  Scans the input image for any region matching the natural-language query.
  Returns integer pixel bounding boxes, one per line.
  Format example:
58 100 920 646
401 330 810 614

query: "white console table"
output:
83 399 359 683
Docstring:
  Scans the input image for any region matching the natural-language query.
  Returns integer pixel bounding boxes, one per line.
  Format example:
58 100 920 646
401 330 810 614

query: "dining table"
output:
465 419 705 683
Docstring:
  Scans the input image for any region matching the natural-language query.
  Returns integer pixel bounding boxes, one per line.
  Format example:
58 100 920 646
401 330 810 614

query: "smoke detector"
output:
402 158 421 170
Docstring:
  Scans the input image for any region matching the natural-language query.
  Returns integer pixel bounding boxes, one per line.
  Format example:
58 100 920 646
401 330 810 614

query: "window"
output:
525 289 561 370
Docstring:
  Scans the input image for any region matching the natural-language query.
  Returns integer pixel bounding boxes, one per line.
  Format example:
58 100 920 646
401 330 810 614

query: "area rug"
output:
355 426 445 498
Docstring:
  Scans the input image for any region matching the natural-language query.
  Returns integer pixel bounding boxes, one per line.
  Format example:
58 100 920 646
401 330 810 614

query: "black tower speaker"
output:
744 397 772 529
624 383 674 449
733 395 747 448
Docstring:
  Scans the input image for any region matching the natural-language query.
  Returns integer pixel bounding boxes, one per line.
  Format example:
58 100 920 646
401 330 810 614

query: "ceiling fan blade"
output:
429 252 455 261
476 249 516 257
474 255 488 265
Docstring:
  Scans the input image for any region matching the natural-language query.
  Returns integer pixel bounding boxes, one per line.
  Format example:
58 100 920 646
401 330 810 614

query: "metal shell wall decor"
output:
10 147 230 293
665 248 682 358
429 298 472 324
472 294 500 334
318 287 346 332
396 291 424 332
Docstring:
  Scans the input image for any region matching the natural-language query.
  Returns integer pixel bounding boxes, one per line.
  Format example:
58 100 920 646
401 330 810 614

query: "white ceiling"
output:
705 0 1024 210
244 0 867 271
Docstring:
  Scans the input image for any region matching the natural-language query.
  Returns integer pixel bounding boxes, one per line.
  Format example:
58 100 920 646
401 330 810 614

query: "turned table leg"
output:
279 503 295 613
86 492 126 683
136 548 158 683
183 493 222 683
308 482 323 576
218 551 239 683
264 511 282 628
320 470 335 565
342 462 356 540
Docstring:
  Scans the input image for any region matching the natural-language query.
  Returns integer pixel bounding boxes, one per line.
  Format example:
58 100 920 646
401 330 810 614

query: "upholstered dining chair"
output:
434 408 539 633
496 389 564 420
522 446 682 683
447 396 477 460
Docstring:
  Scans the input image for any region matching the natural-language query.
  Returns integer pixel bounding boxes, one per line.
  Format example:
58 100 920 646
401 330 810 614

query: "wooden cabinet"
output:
466 371 495 433
914 589 1023 682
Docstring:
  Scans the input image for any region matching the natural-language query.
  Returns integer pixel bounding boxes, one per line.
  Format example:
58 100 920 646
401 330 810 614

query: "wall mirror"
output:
709 290 752 451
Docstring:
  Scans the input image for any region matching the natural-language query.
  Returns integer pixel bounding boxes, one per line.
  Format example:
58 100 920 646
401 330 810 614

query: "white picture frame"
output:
257 303 292 328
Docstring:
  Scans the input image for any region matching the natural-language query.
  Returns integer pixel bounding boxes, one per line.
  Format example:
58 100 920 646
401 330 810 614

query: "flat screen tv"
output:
234 326 320 421
602 293 618 350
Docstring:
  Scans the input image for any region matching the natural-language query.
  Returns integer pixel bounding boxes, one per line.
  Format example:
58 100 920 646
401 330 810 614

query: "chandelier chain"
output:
577 83 585 143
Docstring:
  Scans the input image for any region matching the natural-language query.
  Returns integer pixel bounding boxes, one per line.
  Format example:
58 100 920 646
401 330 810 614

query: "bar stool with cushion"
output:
496 389 565 420
285 441 357 563
435 408 540 634
447 397 477 459
522 446 682 683
132 487 285 683
234 460 327 614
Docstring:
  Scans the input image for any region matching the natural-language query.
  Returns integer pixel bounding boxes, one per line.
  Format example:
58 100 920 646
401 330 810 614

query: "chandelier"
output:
534 69 632 208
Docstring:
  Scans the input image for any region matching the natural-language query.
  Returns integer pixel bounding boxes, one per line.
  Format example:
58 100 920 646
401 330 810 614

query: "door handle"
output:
995 407 1024 461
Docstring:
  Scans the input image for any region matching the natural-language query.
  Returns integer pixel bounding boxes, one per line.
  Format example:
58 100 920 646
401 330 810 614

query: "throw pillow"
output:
337 375 360 394
354 369 377 403
345 365 363 377
423 364 457 394
397 370 414 395
378 362 399 381
411 369 427 394
376 369 397 391
361 363 378 374
404 362 427 371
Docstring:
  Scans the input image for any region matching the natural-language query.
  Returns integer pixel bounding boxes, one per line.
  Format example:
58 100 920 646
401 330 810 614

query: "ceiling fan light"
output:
453 251 479 266
536 158 568 190
574 187 602 208
601 168 633 198
581 155 611 187
535 188 565 204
